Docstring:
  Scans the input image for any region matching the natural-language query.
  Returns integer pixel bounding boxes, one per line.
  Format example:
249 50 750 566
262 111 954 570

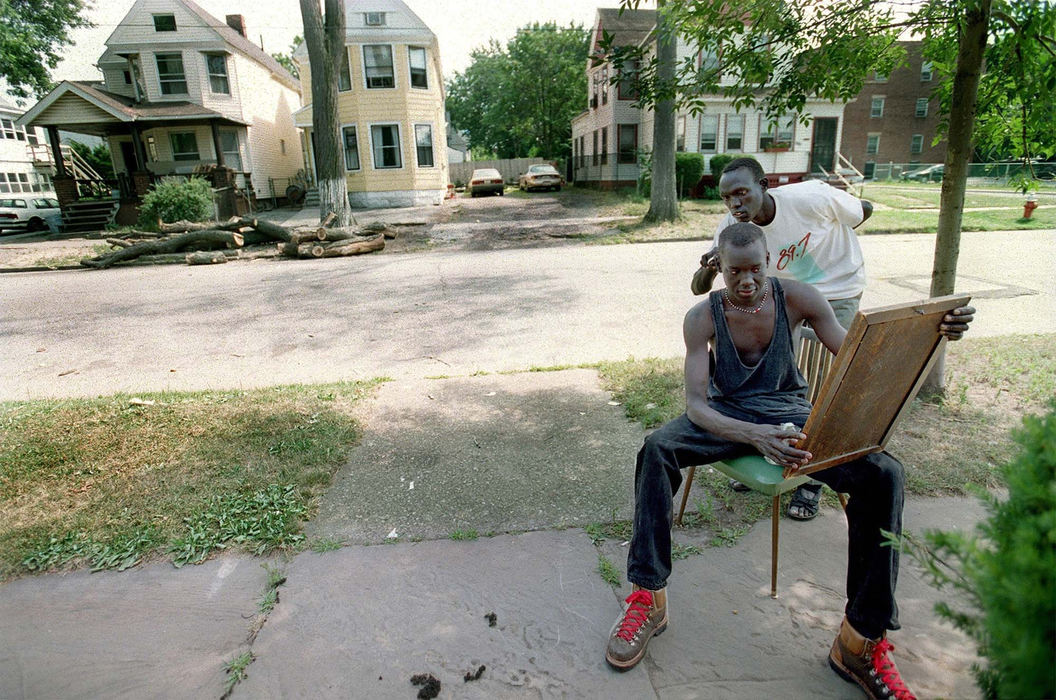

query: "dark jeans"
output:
627 413 903 638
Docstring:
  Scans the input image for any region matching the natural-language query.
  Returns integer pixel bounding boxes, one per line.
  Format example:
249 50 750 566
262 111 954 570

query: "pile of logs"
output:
80 214 390 269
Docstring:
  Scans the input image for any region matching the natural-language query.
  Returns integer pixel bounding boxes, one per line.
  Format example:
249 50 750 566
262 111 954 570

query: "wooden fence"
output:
449 158 549 186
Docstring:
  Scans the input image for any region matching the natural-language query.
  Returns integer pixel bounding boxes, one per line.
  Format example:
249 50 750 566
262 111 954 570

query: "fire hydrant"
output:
1023 195 1038 219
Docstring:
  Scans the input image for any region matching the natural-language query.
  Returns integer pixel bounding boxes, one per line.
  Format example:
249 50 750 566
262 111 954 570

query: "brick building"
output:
840 42 945 178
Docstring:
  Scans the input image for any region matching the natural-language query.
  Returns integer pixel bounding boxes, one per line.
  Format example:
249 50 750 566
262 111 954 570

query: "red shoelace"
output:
872 639 917 700
615 590 653 641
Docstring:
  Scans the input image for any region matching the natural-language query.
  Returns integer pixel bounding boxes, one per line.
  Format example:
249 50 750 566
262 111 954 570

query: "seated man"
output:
604 222 974 700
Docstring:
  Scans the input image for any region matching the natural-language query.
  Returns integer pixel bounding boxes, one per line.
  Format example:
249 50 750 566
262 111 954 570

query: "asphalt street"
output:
1 228 1052 400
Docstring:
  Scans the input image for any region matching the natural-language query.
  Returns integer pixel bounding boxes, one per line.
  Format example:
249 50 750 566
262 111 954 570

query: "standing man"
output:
692 157 873 521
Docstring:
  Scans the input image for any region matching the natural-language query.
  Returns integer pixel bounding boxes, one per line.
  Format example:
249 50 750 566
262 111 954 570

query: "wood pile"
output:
80 215 392 269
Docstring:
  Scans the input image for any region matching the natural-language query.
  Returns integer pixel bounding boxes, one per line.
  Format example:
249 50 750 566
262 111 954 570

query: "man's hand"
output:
751 424 812 469
940 305 976 341
700 249 720 271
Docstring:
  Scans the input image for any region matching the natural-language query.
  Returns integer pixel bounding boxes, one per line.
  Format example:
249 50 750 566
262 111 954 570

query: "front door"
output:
119 141 137 173
810 118 838 173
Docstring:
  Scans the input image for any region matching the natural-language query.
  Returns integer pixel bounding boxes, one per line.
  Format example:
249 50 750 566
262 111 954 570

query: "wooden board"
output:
788 294 972 477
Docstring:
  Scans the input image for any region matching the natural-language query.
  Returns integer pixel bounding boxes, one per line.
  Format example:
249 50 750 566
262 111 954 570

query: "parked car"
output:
901 164 944 182
466 168 505 197
0 197 61 234
518 164 564 192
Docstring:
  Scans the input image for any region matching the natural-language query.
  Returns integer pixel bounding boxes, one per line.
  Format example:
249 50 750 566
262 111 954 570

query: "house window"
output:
338 48 351 92
363 45 395 88
726 115 744 151
365 12 386 26
153 14 177 31
864 161 876 179
146 136 157 161
414 124 434 167
618 124 637 164
342 125 360 170
870 96 885 118
220 130 241 170
866 133 880 155
26 129 38 145
699 46 720 73
920 61 933 81
759 114 794 150
123 70 132 85
676 116 686 152
915 98 929 118
206 54 230 94
601 126 608 164
601 82 608 106
872 70 888 82
1 119 16 139
592 130 598 165
280 139 286 155
618 59 639 100
700 115 717 152
409 47 428 89
170 132 199 161
579 135 585 167
910 134 924 154
156 53 188 95
370 124 402 168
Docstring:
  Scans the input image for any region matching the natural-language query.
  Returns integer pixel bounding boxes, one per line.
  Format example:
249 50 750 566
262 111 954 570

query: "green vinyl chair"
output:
674 336 844 598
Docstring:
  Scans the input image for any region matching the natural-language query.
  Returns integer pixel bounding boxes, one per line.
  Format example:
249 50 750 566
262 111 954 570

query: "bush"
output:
709 154 734 181
138 177 214 228
895 403 1056 699
675 152 705 198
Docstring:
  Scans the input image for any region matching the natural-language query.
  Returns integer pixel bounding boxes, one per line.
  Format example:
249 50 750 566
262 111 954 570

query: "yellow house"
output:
293 0 449 207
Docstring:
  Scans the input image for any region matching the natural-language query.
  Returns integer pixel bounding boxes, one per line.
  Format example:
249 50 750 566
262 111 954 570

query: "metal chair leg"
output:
771 494 780 599
675 466 696 526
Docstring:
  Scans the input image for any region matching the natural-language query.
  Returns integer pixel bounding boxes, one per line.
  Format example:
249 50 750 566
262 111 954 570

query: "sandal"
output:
728 478 752 493
787 485 822 521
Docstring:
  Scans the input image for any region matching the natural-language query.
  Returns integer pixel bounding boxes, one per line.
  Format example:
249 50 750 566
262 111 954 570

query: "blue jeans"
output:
626 412 904 638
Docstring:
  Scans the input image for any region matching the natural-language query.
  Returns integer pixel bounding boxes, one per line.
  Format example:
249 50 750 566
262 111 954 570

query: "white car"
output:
0 196 62 234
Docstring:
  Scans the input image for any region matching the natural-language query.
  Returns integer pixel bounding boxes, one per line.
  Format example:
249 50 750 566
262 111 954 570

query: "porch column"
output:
129 124 147 171
210 120 226 167
47 126 67 178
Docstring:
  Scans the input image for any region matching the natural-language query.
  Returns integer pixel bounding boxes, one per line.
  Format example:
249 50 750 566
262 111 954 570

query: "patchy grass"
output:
33 243 111 269
449 529 479 541
863 186 1043 210
0 379 383 580
596 334 1056 501
861 206 1056 234
223 651 254 696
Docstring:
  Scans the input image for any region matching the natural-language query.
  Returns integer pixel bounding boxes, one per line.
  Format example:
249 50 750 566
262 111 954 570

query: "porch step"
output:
303 187 319 207
61 200 120 233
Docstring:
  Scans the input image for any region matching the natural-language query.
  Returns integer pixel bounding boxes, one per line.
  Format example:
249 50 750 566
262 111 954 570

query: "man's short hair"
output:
720 157 765 181
717 222 766 252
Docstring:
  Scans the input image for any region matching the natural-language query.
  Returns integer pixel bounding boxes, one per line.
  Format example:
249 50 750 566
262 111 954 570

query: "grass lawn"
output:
0 379 383 580
592 333 1056 544
862 206 1056 234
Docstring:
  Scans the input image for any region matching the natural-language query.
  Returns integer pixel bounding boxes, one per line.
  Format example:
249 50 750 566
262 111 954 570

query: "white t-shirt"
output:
715 180 867 300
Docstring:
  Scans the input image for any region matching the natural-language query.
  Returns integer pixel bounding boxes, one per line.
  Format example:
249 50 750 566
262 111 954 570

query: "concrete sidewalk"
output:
0 370 985 699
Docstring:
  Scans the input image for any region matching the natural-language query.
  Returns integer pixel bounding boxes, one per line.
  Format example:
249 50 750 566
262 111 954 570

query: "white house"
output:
572 8 848 190
18 0 304 219
0 99 55 197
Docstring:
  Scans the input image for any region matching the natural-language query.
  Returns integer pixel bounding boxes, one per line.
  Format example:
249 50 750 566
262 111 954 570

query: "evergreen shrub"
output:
675 152 705 198
138 177 213 227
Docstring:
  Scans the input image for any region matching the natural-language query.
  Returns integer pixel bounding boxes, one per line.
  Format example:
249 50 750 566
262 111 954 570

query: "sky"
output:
52 0 645 83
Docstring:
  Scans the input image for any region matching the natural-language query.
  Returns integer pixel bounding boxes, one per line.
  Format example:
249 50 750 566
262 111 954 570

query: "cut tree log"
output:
106 238 134 248
186 251 229 265
320 211 337 228
291 229 326 244
159 217 244 234
278 241 301 257
81 230 244 269
235 217 291 242
303 234 384 258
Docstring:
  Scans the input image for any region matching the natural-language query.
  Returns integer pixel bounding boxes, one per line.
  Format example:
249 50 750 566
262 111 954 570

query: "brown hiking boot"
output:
605 587 668 670
828 617 917 700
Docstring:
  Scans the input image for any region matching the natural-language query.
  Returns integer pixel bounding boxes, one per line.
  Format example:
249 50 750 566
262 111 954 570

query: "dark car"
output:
518 164 564 192
466 168 505 197
900 164 944 182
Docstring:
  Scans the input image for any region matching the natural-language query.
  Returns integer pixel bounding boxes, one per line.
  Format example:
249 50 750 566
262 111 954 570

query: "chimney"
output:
225 14 247 37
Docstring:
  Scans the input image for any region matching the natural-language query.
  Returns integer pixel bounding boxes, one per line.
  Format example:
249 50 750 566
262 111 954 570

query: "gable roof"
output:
104 0 299 92
16 81 246 130
595 7 657 50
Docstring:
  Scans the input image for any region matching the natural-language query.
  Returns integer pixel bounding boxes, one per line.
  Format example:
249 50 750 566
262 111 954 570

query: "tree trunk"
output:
299 0 353 228
81 231 244 269
645 0 680 223
922 0 991 394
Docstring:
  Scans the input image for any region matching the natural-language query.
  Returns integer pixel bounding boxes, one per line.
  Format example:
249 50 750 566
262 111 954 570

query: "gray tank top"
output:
706 277 812 421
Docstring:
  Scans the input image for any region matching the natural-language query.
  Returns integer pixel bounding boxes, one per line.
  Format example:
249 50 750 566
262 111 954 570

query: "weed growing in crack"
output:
449 529 478 541
597 554 621 587
223 651 254 695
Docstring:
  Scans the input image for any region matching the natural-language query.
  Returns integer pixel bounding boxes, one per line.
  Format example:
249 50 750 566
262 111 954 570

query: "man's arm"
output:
784 280 847 355
682 303 812 468
856 200 873 228
691 248 720 295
